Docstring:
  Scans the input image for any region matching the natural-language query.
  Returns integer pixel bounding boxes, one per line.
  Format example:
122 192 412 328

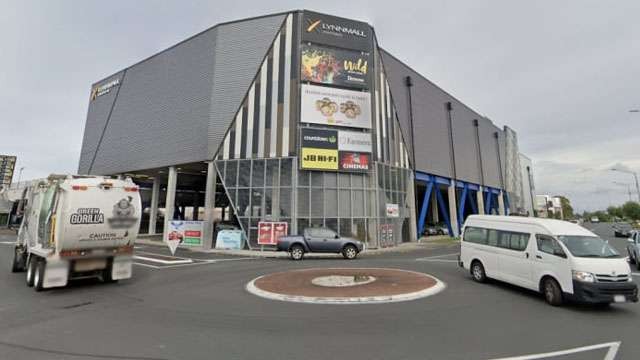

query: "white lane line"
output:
0 241 16 245
135 250 194 261
133 262 161 269
416 253 459 261
417 259 458 263
632 272 640 277
490 341 620 360
133 255 192 265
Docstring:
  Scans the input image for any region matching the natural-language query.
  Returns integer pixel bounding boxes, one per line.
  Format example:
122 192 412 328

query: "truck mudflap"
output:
43 259 69 289
111 256 133 280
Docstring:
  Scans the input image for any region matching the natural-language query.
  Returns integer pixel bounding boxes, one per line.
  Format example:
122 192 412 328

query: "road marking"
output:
132 262 161 269
415 253 459 261
0 241 15 245
631 272 640 277
417 259 458 263
490 341 620 360
133 255 192 265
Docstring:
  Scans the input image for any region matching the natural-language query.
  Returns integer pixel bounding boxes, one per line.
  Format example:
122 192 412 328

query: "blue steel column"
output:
457 182 468 231
417 180 434 237
485 189 493 215
435 186 453 235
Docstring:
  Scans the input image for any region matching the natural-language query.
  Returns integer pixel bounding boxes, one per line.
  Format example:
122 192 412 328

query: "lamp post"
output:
612 181 633 202
611 167 640 202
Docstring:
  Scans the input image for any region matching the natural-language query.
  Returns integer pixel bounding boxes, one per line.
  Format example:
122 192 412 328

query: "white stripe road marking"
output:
0 241 17 245
417 259 459 263
632 272 640 276
416 253 460 261
490 341 620 360
133 255 192 265
132 262 161 269
134 257 257 270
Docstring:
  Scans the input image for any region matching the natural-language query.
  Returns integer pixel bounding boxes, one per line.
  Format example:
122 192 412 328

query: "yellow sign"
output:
301 148 338 170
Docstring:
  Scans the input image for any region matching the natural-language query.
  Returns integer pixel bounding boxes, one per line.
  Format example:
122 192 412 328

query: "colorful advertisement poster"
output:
258 221 289 245
301 43 370 88
301 127 372 153
301 84 371 129
339 152 370 172
166 221 203 248
301 147 339 170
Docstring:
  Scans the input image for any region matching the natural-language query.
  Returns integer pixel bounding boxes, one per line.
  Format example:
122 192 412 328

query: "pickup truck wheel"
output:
628 250 636 264
290 245 304 261
34 258 46 292
26 256 37 287
342 245 358 260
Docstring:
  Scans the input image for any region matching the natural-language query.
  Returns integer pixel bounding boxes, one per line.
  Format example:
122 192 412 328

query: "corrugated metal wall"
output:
78 14 286 175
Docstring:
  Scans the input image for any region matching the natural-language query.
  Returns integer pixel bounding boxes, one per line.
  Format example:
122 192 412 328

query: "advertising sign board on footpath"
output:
258 221 289 245
215 230 243 250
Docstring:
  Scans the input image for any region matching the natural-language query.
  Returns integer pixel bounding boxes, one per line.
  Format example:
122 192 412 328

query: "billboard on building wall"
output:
302 11 372 51
301 43 370 88
301 84 371 129
300 128 372 172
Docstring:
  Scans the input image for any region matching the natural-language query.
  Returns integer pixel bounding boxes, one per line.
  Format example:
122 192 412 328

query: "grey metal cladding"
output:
478 117 502 189
85 27 219 174
450 103 481 184
208 14 287 159
78 72 125 174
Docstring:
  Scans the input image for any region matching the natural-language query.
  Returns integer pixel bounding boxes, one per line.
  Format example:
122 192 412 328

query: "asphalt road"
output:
0 223 638 360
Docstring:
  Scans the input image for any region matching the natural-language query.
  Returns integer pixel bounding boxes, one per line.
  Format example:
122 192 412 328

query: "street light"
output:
612 181 633 202
611 167 640 202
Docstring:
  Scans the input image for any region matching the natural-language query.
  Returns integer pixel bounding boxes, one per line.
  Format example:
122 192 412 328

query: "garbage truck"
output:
10 175 141 291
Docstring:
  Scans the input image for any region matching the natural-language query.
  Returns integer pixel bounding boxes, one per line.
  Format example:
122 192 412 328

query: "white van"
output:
11 175 141 291
459 215 637 306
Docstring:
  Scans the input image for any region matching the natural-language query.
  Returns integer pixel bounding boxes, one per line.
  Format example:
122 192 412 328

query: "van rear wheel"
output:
470 261 487 283
543 278 563 306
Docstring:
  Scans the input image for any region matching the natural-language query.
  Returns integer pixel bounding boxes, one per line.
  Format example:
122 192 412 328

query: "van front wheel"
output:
470 261 486 283
543 278 563 306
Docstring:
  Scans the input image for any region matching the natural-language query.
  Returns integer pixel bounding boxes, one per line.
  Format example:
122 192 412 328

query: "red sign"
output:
258 221 289 245
184 230 201 237
339 152 370 171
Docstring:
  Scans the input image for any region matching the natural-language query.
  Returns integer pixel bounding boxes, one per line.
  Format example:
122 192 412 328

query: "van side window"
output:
463 227 487 244
489 230 501 247
536 234 565 257
509 233 530 251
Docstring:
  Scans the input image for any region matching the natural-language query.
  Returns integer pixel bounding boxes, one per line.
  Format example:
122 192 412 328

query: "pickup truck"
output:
277 227 364 260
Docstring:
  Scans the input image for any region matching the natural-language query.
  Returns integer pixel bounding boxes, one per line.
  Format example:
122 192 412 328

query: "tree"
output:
607 206 623 219
556 196 574 219
622 201 640 221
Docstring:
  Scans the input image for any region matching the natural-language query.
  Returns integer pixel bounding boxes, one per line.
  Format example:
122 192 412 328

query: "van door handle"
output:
536 255 542 259
525 252 529 258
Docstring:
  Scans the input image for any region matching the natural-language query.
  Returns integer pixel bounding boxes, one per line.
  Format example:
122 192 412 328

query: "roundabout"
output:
246 268 446 304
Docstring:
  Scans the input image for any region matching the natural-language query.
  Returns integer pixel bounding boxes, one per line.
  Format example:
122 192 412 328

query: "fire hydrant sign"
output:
166 221 203 255
258 221 288 245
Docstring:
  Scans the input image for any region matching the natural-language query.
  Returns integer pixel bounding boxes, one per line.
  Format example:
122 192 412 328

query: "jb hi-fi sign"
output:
302 11 372 51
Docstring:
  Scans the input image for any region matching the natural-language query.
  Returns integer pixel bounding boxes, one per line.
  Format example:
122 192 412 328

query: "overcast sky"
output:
1 1 639 212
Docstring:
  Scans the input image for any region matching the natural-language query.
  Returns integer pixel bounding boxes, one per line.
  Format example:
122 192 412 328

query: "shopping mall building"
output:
78 10 535 249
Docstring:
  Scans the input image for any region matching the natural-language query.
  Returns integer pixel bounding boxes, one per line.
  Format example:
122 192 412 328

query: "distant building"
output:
519 154 536 216
0 155 16 188
535 195 564 219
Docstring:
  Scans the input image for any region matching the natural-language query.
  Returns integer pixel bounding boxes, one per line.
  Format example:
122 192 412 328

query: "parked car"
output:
627 231 640 270
614 223 633 238
277 227 364 260
459 215 637 306
423 223 449 236
590 217 600 223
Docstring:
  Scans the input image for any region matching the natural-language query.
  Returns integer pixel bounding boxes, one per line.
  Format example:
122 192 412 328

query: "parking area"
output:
0 223 638 359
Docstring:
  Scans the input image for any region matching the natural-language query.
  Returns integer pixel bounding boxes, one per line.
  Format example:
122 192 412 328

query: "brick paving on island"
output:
253 268 437 298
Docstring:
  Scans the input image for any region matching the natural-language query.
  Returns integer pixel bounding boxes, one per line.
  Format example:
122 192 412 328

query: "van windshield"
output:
557 235 620 258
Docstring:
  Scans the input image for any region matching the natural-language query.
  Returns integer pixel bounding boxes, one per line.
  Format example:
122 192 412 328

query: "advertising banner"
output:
385 203 400 218
338 130 372 153
258 221 289 245
301 147 339 170
302 10 372 51
301 127 372 153
301 84 371 129
215 230 243 250
166 220 204 254
339 152 370 172
301 43 370 88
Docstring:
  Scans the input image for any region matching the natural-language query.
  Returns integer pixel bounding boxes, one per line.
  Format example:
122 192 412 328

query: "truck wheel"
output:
34 259 46 292
11 247 26 273
290 245 304 261
542 278 563 306
26 256 37 287
102 260 117 283
342 245 358 260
